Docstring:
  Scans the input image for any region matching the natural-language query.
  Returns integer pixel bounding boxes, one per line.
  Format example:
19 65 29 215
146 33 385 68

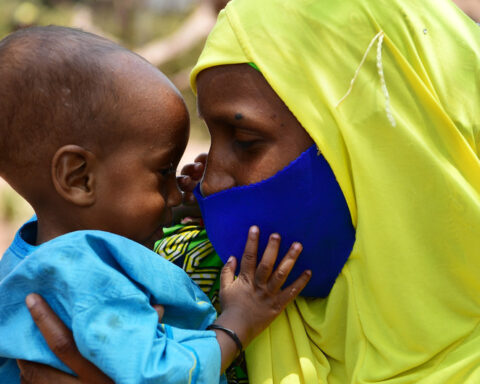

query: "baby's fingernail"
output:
249 226 259 239
271 233 280 240
293 242 303 251
25 294 37 309
227 256 234 264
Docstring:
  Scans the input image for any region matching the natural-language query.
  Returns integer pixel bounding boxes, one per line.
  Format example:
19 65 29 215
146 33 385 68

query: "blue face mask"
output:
194 145 355 297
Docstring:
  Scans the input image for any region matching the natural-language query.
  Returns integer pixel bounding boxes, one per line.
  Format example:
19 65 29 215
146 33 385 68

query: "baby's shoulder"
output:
36 230 150 265
33 230 188 292
20 230 159 291
44 229 141 250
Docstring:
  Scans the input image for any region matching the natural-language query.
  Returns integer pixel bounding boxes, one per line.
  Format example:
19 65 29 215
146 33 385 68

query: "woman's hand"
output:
17 294 164 384
17 294 112 384
213 226 311 372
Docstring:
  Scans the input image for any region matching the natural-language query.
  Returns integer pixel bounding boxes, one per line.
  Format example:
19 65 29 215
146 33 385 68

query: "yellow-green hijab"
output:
191 0 480 382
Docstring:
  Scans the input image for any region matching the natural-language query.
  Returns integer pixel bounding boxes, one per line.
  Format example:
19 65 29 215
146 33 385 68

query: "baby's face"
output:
197 64 313 196
90 68 189 247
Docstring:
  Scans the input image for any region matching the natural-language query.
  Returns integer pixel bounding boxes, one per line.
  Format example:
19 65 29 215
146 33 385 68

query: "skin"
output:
15 62 312 382
180 64 314 200
211 0 231 13
198 64 313 194
39 53 188 249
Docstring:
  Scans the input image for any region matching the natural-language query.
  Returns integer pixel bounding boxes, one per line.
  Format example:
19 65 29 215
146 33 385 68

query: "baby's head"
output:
0 26 189 246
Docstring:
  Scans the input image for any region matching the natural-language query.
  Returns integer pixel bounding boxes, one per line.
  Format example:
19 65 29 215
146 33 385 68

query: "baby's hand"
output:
177 153 207 205
216 226 311 350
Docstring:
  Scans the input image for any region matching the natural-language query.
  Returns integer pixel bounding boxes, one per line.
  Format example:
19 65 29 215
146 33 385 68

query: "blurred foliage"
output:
1 1 190 44
0 184 33 224
0 0 210 230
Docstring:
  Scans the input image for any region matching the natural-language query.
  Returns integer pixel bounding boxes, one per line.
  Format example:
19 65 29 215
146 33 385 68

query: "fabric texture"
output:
0 220 224 384
190 0 480 383
154 224 249 384
193 145 355 297
155 224 223 311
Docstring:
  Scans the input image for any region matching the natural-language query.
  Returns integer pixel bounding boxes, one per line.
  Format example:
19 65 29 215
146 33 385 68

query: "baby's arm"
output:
213 226 310 372
66 228 310 382
18 227 310 383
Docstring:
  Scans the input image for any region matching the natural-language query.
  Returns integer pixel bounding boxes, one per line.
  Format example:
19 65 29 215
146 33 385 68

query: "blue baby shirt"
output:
0 220 224 384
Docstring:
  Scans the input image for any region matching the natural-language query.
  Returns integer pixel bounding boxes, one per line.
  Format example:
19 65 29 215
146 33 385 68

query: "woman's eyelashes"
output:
231 128 265 152
234 139 259 150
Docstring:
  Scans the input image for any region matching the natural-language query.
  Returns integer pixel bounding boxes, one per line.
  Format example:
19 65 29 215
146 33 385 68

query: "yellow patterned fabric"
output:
190 0 480 383
154 225 249 384
154 224 222 310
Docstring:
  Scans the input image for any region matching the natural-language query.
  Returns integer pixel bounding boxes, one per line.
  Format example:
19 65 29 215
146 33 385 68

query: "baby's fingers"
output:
220 256 237 290
267 242 303 292
255 233 281 285
194 153 208 165
239 226 260 279
177 175 197 193
181 162 205 181
278 270 312 306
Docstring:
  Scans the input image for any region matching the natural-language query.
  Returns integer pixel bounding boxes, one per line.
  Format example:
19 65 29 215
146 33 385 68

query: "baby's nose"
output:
167 179 183 207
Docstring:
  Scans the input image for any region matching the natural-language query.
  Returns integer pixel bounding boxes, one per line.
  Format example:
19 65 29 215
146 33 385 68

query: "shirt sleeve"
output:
71 289 221 384
0 230 222 384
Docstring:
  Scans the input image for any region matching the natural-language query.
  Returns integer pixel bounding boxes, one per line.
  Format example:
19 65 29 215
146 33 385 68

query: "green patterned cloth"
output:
154 224 248 384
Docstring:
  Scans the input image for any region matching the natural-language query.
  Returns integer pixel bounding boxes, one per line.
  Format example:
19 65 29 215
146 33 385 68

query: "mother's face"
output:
196 64 313 196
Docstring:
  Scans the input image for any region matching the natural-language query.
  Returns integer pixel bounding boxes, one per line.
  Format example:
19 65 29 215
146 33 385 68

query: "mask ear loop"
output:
336 31 396 128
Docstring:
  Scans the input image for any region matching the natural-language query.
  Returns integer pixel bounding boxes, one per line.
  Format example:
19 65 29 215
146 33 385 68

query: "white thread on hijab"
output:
376 33 396 127
336 31 396 127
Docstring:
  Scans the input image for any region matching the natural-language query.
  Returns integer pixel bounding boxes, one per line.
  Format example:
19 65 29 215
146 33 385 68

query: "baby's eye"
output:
158 163 175 177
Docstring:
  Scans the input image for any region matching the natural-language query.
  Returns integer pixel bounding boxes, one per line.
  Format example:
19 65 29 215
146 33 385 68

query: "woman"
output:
18 0 480 382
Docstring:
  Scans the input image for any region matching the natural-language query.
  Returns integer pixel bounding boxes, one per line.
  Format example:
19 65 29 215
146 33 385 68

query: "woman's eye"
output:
234 140 258 150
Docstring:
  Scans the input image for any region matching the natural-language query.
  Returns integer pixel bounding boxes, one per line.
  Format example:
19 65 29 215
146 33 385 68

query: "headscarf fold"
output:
191 0 480 382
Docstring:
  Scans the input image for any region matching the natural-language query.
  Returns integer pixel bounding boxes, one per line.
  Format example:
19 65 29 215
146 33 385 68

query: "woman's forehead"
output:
196 64 284 116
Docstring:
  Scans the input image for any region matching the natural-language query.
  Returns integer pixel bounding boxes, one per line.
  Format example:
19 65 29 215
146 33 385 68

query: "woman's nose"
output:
200 161 235 196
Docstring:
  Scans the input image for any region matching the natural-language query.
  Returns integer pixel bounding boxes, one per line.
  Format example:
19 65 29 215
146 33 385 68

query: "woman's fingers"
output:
238 226 260 279
255 233 281 285
18 360 81 384
25 294 113 384
267 242 303 292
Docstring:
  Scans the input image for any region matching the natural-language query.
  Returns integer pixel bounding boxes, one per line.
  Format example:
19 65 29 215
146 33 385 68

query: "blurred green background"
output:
0 0 231 252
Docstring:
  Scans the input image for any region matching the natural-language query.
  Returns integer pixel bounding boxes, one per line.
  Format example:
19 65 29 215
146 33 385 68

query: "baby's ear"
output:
51 145 96 206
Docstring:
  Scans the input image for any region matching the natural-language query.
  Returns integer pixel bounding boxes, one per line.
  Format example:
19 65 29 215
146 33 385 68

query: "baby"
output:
0 26 310 383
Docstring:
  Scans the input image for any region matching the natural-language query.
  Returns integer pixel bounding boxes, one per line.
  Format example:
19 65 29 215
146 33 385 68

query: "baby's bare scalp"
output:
0 26 167 176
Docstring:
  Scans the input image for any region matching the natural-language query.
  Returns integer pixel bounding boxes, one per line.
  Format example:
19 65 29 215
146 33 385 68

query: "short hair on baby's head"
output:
0 25 130 173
